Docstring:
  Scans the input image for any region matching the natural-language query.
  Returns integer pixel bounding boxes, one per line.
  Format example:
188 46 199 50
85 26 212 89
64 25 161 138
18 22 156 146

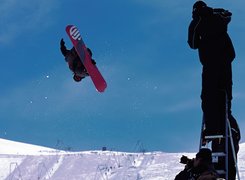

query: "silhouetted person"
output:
188 1 236 136
175 148 218 180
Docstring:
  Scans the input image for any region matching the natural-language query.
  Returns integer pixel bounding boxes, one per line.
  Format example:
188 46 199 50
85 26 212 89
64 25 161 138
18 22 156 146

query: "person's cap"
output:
196 148 212 162
193 1 207 11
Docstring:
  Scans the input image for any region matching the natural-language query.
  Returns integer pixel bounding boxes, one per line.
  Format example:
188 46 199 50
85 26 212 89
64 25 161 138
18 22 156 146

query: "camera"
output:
213 8 232 17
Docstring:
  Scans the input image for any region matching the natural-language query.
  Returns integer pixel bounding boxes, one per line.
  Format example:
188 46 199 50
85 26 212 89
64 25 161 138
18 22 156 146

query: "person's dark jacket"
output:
229 115 241 153
188 6 235 65
60 39 87 74
174 165 218 180
193 164 218 180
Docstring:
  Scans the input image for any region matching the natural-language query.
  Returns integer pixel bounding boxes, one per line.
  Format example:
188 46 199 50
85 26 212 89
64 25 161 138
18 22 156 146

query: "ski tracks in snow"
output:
43 154 64 179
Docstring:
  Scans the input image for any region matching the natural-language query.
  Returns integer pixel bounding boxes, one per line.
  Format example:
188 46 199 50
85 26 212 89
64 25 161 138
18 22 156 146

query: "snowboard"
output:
66 25 107 93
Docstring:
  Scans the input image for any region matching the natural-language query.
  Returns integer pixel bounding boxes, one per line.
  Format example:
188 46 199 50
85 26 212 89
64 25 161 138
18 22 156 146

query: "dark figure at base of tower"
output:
174 148 219 180
188 1 236 136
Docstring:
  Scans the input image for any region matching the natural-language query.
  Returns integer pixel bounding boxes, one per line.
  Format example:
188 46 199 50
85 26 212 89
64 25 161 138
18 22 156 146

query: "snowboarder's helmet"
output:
193 1 207 11
73 74 82 82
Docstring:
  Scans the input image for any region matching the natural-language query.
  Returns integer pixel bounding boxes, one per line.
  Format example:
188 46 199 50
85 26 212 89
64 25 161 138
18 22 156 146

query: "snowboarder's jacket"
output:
60 39 97 82
188 1 235 65
60 39 88 76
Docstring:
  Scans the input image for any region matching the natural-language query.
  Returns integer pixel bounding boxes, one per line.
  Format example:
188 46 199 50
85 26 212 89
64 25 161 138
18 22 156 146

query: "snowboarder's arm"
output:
60 38 69 57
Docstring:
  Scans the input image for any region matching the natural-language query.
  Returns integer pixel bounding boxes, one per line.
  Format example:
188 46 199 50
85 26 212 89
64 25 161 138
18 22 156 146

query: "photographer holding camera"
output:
175 148 218 180
188 0 236 137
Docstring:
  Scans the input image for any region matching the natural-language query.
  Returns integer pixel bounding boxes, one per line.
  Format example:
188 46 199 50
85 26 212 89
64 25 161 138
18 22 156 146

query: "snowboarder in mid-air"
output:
60 38 96 82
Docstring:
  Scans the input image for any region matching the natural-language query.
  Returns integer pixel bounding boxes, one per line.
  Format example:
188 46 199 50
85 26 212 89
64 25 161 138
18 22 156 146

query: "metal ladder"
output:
199 92 240 180
199 119 227 179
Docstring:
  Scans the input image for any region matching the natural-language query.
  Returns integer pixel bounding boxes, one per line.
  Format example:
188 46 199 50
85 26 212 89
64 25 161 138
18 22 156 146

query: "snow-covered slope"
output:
0 138 57 155
0 138 244 180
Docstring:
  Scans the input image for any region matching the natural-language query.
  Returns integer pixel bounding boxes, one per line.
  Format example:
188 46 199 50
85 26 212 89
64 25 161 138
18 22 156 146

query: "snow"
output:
0 138 244 179
0 138 57 155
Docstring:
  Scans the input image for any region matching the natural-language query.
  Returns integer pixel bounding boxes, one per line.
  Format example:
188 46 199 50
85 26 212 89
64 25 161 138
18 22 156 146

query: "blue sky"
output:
0 0 245 152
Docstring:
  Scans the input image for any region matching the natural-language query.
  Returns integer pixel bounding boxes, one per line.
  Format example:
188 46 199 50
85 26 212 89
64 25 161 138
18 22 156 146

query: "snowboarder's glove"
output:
92 59 96 65
60 38 65 46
